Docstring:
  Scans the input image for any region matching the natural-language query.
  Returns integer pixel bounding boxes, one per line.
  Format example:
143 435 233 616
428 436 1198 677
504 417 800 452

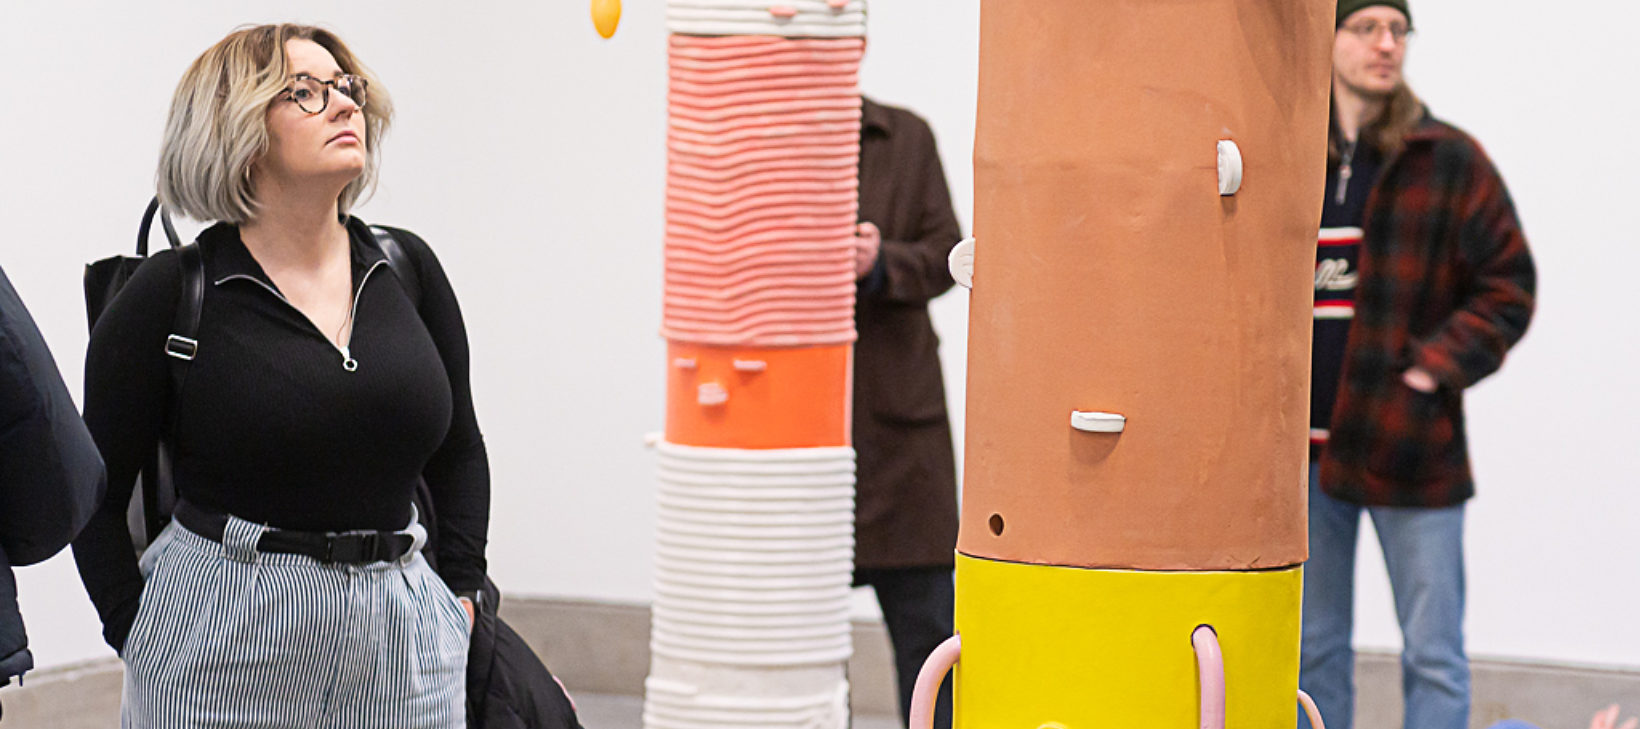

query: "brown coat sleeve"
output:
860 117 962 305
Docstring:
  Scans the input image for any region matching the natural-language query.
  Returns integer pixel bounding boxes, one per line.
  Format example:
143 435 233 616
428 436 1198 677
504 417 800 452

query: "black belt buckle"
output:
324 532 380 564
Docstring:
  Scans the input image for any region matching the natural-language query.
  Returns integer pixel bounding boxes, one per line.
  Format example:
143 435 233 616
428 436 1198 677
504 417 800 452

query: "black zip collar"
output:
202 217 388 291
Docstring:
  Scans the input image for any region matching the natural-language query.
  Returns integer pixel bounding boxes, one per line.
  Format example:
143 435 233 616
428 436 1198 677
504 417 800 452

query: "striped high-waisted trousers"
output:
120 512 470 728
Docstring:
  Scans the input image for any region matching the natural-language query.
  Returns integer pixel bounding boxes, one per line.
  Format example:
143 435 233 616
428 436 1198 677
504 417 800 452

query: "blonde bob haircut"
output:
157 24 393 223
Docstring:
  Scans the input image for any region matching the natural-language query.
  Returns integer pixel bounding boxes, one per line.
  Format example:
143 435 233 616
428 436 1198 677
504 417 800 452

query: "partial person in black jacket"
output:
0 265 105 688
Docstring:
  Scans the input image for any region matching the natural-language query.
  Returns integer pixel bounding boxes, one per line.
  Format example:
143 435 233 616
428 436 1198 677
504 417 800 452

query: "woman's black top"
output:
72 220 490 652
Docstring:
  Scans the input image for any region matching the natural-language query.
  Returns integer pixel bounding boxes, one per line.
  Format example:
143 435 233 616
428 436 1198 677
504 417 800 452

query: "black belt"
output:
173 500 416 564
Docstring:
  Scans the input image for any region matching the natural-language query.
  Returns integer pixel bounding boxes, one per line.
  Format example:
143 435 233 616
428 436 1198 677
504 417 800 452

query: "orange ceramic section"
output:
665 342 851 449
957 0 1335 571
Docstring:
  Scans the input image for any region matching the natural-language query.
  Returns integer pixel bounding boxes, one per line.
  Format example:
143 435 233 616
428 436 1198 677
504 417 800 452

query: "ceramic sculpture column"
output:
645 3 867 728
923 1 1337 727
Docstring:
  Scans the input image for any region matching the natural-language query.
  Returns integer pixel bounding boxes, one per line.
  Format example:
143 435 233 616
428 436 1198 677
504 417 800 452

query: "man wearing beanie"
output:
1301 3 1537 729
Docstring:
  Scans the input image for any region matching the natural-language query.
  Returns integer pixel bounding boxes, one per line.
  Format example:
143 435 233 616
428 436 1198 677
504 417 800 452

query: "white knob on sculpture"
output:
949 237 976 289
1070 410 1126 433
1218 140 1243 196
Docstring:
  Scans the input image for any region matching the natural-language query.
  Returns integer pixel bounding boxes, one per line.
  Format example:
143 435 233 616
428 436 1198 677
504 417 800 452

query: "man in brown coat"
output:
851 96 962 729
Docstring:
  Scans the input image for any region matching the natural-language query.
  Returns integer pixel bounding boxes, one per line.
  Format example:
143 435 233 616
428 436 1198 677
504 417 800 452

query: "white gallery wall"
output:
0 1 1633 673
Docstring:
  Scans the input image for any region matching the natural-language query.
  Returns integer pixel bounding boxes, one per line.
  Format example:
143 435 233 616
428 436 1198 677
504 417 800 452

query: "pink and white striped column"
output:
645 3 868 729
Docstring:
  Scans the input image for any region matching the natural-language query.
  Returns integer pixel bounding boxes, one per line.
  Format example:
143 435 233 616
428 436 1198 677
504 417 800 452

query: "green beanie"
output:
1336 0 1410 27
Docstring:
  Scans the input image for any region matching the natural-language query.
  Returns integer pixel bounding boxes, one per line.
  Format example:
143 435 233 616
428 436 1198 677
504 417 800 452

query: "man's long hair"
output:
1327 82 1422 164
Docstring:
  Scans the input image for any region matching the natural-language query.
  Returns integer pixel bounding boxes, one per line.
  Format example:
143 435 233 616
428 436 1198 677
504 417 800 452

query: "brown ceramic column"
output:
957 0 1334 572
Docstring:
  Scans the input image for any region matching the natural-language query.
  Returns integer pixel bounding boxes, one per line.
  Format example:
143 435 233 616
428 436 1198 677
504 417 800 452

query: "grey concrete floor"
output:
574 693 902 729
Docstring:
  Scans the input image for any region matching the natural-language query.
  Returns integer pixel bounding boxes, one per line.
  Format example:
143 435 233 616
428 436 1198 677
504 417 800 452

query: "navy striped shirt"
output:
1312 139 1381 443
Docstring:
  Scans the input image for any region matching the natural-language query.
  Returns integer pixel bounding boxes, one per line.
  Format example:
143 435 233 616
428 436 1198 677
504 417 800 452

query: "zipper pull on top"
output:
336 259 387 374
1334 140 1356 205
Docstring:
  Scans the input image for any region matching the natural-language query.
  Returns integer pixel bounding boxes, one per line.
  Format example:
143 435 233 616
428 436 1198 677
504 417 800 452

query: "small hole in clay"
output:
988 513 1004 536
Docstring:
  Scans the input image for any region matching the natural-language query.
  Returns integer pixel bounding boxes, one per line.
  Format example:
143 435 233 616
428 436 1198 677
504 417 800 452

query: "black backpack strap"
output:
164 243 204 366
159 199 203 371
136 197 181 257
151 201 201 544
369 224 423 309
136 199 199 366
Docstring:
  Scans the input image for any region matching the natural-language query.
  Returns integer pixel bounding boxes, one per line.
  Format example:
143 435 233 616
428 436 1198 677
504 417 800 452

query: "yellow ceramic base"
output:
954 554 1301 729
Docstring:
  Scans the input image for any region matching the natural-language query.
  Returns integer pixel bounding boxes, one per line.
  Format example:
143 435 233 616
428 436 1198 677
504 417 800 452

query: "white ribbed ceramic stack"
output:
666 0 867 37
645 442 857 729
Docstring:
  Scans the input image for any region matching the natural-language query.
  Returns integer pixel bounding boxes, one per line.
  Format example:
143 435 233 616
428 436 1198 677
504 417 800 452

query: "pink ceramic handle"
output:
1299 689 1327 729
1192 625 1225 729
769 5 797 18
910 634 961 729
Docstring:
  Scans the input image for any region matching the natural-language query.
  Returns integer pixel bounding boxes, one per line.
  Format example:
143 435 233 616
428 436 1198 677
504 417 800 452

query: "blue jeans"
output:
1300 462 1469 729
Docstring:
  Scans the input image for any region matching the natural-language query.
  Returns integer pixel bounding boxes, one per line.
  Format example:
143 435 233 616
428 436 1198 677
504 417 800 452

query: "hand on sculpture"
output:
854 222 881 279
1401 366 1438 394
1591 704 1638 729
948 237 976 289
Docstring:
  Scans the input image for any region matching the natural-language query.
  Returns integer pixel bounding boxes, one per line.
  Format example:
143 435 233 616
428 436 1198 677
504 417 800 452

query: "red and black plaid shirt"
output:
1318 112 1537 507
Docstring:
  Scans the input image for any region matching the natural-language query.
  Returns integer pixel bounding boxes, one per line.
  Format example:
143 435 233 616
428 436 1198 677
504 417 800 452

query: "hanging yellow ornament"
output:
591 0 621 39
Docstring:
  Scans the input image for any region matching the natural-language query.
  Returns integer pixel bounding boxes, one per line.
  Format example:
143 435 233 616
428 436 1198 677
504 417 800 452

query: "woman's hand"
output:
459 597 475 629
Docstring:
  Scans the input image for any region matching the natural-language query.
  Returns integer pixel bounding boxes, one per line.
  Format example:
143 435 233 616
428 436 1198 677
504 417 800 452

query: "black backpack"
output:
83 198 200 553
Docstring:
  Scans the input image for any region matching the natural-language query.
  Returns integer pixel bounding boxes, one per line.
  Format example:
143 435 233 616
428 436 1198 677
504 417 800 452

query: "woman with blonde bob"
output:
72 24 486 727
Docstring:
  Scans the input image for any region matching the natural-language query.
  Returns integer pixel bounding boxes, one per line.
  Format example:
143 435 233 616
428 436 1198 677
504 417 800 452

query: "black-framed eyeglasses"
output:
281 73 368 114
